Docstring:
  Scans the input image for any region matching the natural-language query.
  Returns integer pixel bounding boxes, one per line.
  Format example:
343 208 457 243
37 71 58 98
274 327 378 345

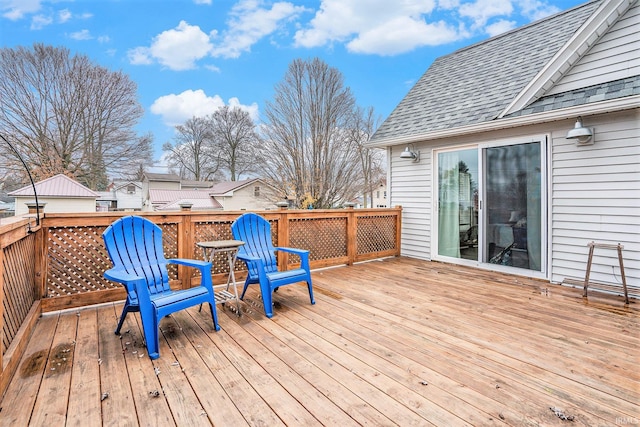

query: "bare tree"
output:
348 106 385 207
211 106 259 181
260 58 362 208
162 116 221 181
0 44 152 190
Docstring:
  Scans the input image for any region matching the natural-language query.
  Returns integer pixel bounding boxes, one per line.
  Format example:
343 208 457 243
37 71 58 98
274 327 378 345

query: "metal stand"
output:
197 240 244 315
583 241 628 304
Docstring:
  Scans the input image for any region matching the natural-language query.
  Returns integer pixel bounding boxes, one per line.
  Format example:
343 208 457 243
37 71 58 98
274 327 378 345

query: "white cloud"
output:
210 0 306 59
1 0 41 20
69 29 92 40
485 18 516 36
58 8 71 23
517 0 560 21
347 17 460 55
127 46 153 65
128 21 213 70
194 0 212 4
150 89 259 127
458 0 513 28
97 35 110 44
294 0 465 55
30 13 51 29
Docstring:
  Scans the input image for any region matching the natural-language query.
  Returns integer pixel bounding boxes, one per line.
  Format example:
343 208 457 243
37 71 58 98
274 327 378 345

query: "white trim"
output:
500 0 634 117
368 95 640 148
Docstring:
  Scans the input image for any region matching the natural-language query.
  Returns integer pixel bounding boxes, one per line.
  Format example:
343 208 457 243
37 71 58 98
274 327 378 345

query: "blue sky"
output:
2 0 586 165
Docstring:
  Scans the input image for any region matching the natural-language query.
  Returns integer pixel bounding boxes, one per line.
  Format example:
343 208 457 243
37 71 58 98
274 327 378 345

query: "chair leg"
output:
208 303 221 331
260 283 274 318
115 299 136 335
140 309 160 360
239 278 251 300
307 280 315 305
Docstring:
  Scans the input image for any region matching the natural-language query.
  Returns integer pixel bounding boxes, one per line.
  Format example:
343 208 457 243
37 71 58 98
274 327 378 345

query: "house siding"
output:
13 197 96 215
389 110 639 295
550 109 640 288
548 2 640 95
390 145 432 260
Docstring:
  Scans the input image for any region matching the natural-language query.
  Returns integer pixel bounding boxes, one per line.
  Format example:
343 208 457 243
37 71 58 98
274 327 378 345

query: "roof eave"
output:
367 95 639 148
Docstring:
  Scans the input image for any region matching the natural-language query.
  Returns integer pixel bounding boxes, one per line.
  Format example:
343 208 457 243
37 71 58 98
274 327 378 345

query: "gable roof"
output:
369 0 627 145
8 174 100 198
209 178 263 196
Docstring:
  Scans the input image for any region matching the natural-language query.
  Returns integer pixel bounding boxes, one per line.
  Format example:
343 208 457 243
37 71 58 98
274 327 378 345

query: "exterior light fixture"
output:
399 145 420 162
566 117 594 146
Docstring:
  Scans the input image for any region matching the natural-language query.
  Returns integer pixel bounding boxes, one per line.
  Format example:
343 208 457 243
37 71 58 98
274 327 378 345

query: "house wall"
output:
548 2 640 94
390 109 639 292
115 186 143 210
14 197 97 215
217 184 279 211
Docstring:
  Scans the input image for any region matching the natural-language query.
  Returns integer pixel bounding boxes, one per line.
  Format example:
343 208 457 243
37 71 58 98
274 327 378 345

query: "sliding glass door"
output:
484 142 542 271
436 148 479 261
435 138 544 272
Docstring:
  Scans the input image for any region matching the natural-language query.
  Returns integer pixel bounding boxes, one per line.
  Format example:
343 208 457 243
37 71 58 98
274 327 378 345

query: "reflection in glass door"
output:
437 149 478 261
484 142 541 271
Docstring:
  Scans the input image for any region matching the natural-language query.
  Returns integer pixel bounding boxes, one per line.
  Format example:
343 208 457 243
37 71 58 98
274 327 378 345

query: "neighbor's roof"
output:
144 172 181 182
209 178 263 196
370 0 602 144
180 180 215 189
8 174 100 198
148 189 222 210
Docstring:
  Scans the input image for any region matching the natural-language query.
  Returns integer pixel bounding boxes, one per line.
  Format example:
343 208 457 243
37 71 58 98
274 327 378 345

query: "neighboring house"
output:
209 178 279 211
368 0 639 296
180 179 216 190
372 183 387 208
149 189 222 211
109 181 144 211
8 174 100 215
142 172 181 203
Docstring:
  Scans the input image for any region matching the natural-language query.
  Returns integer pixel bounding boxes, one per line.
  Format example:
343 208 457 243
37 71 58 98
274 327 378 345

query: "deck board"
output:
1 258 638 426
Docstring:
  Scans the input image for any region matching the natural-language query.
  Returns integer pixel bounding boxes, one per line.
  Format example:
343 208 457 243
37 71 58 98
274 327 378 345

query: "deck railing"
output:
0 207 401 396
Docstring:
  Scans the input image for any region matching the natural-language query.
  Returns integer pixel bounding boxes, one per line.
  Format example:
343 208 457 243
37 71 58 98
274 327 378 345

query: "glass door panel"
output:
484 142 541 271
437 149 479 261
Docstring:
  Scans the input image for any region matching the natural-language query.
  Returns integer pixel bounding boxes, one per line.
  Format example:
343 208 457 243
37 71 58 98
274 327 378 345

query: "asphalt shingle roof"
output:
370 0 601 143
506 75 640 117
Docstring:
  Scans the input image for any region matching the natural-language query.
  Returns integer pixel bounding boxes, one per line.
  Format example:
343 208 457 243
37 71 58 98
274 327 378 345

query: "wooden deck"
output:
1 257 638 426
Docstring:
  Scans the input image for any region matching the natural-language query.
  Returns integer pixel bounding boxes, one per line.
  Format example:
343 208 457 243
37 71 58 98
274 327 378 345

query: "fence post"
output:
277 205 290 271
346 205 357 265
177 211 195 289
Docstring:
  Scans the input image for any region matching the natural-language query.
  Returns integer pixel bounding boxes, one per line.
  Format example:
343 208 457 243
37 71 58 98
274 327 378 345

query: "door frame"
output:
432 135 549 278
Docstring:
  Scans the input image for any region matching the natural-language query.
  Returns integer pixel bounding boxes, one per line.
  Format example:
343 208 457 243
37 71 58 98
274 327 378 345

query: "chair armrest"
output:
168 258 211 269
104 268 145 285
275 247 309 256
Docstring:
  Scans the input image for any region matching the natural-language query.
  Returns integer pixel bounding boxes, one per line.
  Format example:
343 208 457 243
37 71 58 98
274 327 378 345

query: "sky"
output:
1 0 586 167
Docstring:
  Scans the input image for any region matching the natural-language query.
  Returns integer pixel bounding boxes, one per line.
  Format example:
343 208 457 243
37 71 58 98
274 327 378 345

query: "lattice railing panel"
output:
357 215 397 255
289 217 347 263
47 225 114 297
46 223 180 297
2 234 36 355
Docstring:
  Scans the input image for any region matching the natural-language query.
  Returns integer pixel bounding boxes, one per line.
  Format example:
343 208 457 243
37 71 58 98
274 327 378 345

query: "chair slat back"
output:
232 213 278 274
103 216 171 295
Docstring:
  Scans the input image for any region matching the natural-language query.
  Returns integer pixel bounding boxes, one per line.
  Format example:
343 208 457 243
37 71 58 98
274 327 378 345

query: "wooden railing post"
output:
395 206 403 257
177 212 195 289
346 205 357 265
278 206 290 271
35 226 47 299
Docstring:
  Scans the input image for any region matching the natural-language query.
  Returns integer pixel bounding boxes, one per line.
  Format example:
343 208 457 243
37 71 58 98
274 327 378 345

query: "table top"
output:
197 240 244 249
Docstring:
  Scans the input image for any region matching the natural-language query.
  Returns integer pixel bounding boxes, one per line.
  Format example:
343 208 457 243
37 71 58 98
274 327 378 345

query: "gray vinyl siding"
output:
389 145 432 260
548 2 640 95
550 109 640 291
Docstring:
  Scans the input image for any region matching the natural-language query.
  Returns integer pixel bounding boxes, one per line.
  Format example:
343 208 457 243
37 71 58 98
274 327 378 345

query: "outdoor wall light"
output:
399 145 420 162
566 117 594 146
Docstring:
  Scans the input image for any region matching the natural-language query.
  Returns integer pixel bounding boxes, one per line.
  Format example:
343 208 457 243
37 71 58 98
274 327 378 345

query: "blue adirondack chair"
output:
102 216 220 359
231 213 315 318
